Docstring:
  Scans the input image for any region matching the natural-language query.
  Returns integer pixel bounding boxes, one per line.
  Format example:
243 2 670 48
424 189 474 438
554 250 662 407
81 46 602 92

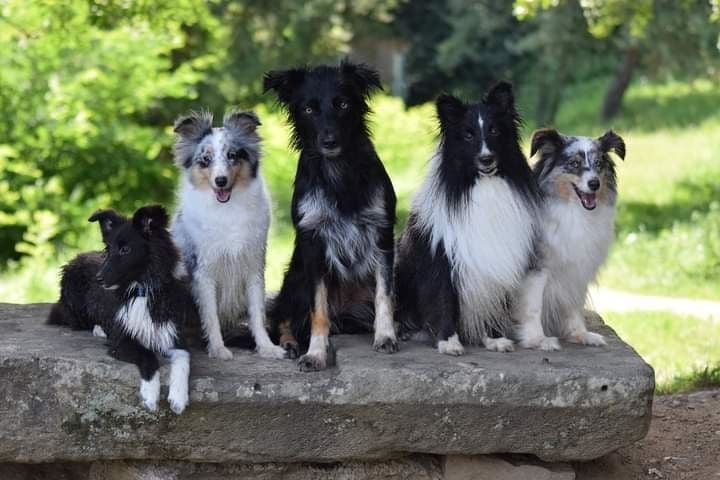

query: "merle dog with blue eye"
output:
48 205 199 414
263 59 398 371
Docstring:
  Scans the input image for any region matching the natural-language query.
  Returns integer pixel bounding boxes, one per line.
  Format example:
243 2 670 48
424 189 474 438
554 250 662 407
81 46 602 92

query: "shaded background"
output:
1 0 719 392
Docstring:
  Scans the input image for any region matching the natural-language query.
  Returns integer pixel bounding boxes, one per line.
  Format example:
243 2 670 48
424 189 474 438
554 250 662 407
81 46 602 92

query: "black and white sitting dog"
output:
514 129 625 350
48 205 198 414
263 60 398 371
395 83 540 355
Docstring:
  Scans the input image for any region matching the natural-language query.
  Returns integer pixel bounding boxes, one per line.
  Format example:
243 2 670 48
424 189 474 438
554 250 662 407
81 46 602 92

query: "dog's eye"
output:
338 101 348 110
198 154 211 168
119 245 131 255
227 149 246 163
304 106 314 115
488 126 499 136
463 130 474 141
568 160 580 169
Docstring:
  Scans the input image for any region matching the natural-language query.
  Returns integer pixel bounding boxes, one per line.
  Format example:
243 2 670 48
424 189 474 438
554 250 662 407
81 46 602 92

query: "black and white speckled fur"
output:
396 83 541 355
514 129 625 351
48 205 198 414
171 110 285 361
263 60 398 371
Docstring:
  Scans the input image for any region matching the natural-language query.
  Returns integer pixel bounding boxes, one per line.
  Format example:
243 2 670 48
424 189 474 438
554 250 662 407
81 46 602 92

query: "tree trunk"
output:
535 62 568 126
601 46 640 122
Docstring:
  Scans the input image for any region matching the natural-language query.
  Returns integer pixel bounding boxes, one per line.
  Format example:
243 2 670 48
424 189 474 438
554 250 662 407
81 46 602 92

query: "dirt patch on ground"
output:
576 390 720 479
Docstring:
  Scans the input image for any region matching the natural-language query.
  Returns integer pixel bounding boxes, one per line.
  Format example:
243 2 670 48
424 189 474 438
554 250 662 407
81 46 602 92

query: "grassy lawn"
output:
604 310 720 393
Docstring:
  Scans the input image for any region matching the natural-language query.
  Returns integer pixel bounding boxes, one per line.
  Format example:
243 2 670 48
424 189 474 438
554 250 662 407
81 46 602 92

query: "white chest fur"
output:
297 189 387 281
541 200 615 284
416 173 536 339
115 295 177 354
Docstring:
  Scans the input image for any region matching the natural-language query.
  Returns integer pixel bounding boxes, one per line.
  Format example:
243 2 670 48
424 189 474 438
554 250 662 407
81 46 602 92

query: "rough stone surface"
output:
0 457 442 480
444 455 575 480
0 304 654 464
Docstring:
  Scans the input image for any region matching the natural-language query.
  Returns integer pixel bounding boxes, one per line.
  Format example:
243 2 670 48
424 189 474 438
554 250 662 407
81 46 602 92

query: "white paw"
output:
485 337 515 352
208 344 233 360
520 336 561 351
257 343 287 360
92 325 107 338
373 335 399 354
140 373 160 412
168 389 189 415
568 331 607 346
438 334 465 356
298 352 328 372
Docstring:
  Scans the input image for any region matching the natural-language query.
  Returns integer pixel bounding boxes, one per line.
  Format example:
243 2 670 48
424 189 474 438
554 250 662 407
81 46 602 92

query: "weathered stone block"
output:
0 304 653 464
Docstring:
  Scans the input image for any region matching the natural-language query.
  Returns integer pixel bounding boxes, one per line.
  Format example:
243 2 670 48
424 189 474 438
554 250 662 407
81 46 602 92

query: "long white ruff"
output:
414 152 536 342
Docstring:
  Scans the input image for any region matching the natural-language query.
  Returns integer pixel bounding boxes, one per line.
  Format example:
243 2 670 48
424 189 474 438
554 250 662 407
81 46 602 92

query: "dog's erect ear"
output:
485 81 515 113
262 68 306 104
173 111 213 141
132 205 169 238
436 94 466 128
224 110 261 134
340 59 383 97
530 128 564 157
88 209 126 244
598 130 626 160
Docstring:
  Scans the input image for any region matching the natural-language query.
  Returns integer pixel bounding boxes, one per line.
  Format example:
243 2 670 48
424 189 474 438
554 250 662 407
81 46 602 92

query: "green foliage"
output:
0 0 219 263
604 311 720 392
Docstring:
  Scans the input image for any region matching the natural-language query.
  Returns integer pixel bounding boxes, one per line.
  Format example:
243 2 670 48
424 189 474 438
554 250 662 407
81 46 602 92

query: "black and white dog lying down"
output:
513 129 626 350
48 205 199 414
395 83 541 355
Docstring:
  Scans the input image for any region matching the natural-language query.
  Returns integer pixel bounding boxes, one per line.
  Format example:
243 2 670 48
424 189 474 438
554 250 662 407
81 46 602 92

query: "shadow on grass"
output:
617 175 720 235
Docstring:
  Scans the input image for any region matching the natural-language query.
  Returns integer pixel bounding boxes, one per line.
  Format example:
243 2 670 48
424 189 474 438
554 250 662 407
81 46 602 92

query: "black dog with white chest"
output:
395 83 540 355
263 59 398 371
48 205 198 413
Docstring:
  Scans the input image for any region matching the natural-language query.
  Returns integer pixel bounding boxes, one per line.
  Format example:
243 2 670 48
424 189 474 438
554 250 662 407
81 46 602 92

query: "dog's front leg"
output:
167 348 190 414
515 269 560 351
246 273 286 359
192 275 232 360
564 309 606 346
373 260 399 353
297 279 334 371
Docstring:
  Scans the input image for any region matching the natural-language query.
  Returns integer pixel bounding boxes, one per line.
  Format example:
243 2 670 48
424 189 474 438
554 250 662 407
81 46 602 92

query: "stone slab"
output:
0 304 654 464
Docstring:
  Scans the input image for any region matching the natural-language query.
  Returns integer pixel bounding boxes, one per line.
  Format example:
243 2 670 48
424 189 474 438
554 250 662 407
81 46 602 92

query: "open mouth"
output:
573 184 597 210
214 188 232 203
102 284 119 291
479 166 498 176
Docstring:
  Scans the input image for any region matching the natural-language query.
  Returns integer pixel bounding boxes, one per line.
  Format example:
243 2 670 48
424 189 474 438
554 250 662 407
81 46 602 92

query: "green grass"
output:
604 310 720 393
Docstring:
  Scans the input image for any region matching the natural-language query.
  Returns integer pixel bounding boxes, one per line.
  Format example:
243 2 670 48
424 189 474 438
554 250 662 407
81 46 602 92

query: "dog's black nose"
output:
478 155 495 167
215 176 228 188
588 178 600 191
321 134 338 150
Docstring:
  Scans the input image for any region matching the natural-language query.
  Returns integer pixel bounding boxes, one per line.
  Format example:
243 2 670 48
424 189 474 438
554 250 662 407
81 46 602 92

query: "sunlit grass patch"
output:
603 310 720 393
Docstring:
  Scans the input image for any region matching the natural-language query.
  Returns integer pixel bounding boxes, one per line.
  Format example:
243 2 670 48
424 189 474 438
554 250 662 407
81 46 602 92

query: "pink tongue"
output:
215 189 231 203
580 192 597 210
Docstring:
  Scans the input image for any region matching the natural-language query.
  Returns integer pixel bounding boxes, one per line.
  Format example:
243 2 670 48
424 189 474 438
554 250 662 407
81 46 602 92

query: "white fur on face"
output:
140 371 160 412
478 113 491 156
115 289 178 354
297 189 388 282
414 151 536 343
167 349 190 414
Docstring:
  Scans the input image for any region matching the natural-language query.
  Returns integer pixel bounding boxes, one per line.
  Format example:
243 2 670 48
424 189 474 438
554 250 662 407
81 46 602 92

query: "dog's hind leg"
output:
246 273 286 359
192 274 232 360
298 280 334 371
515 269 560 351
278 319 300 359
564 309 606 346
